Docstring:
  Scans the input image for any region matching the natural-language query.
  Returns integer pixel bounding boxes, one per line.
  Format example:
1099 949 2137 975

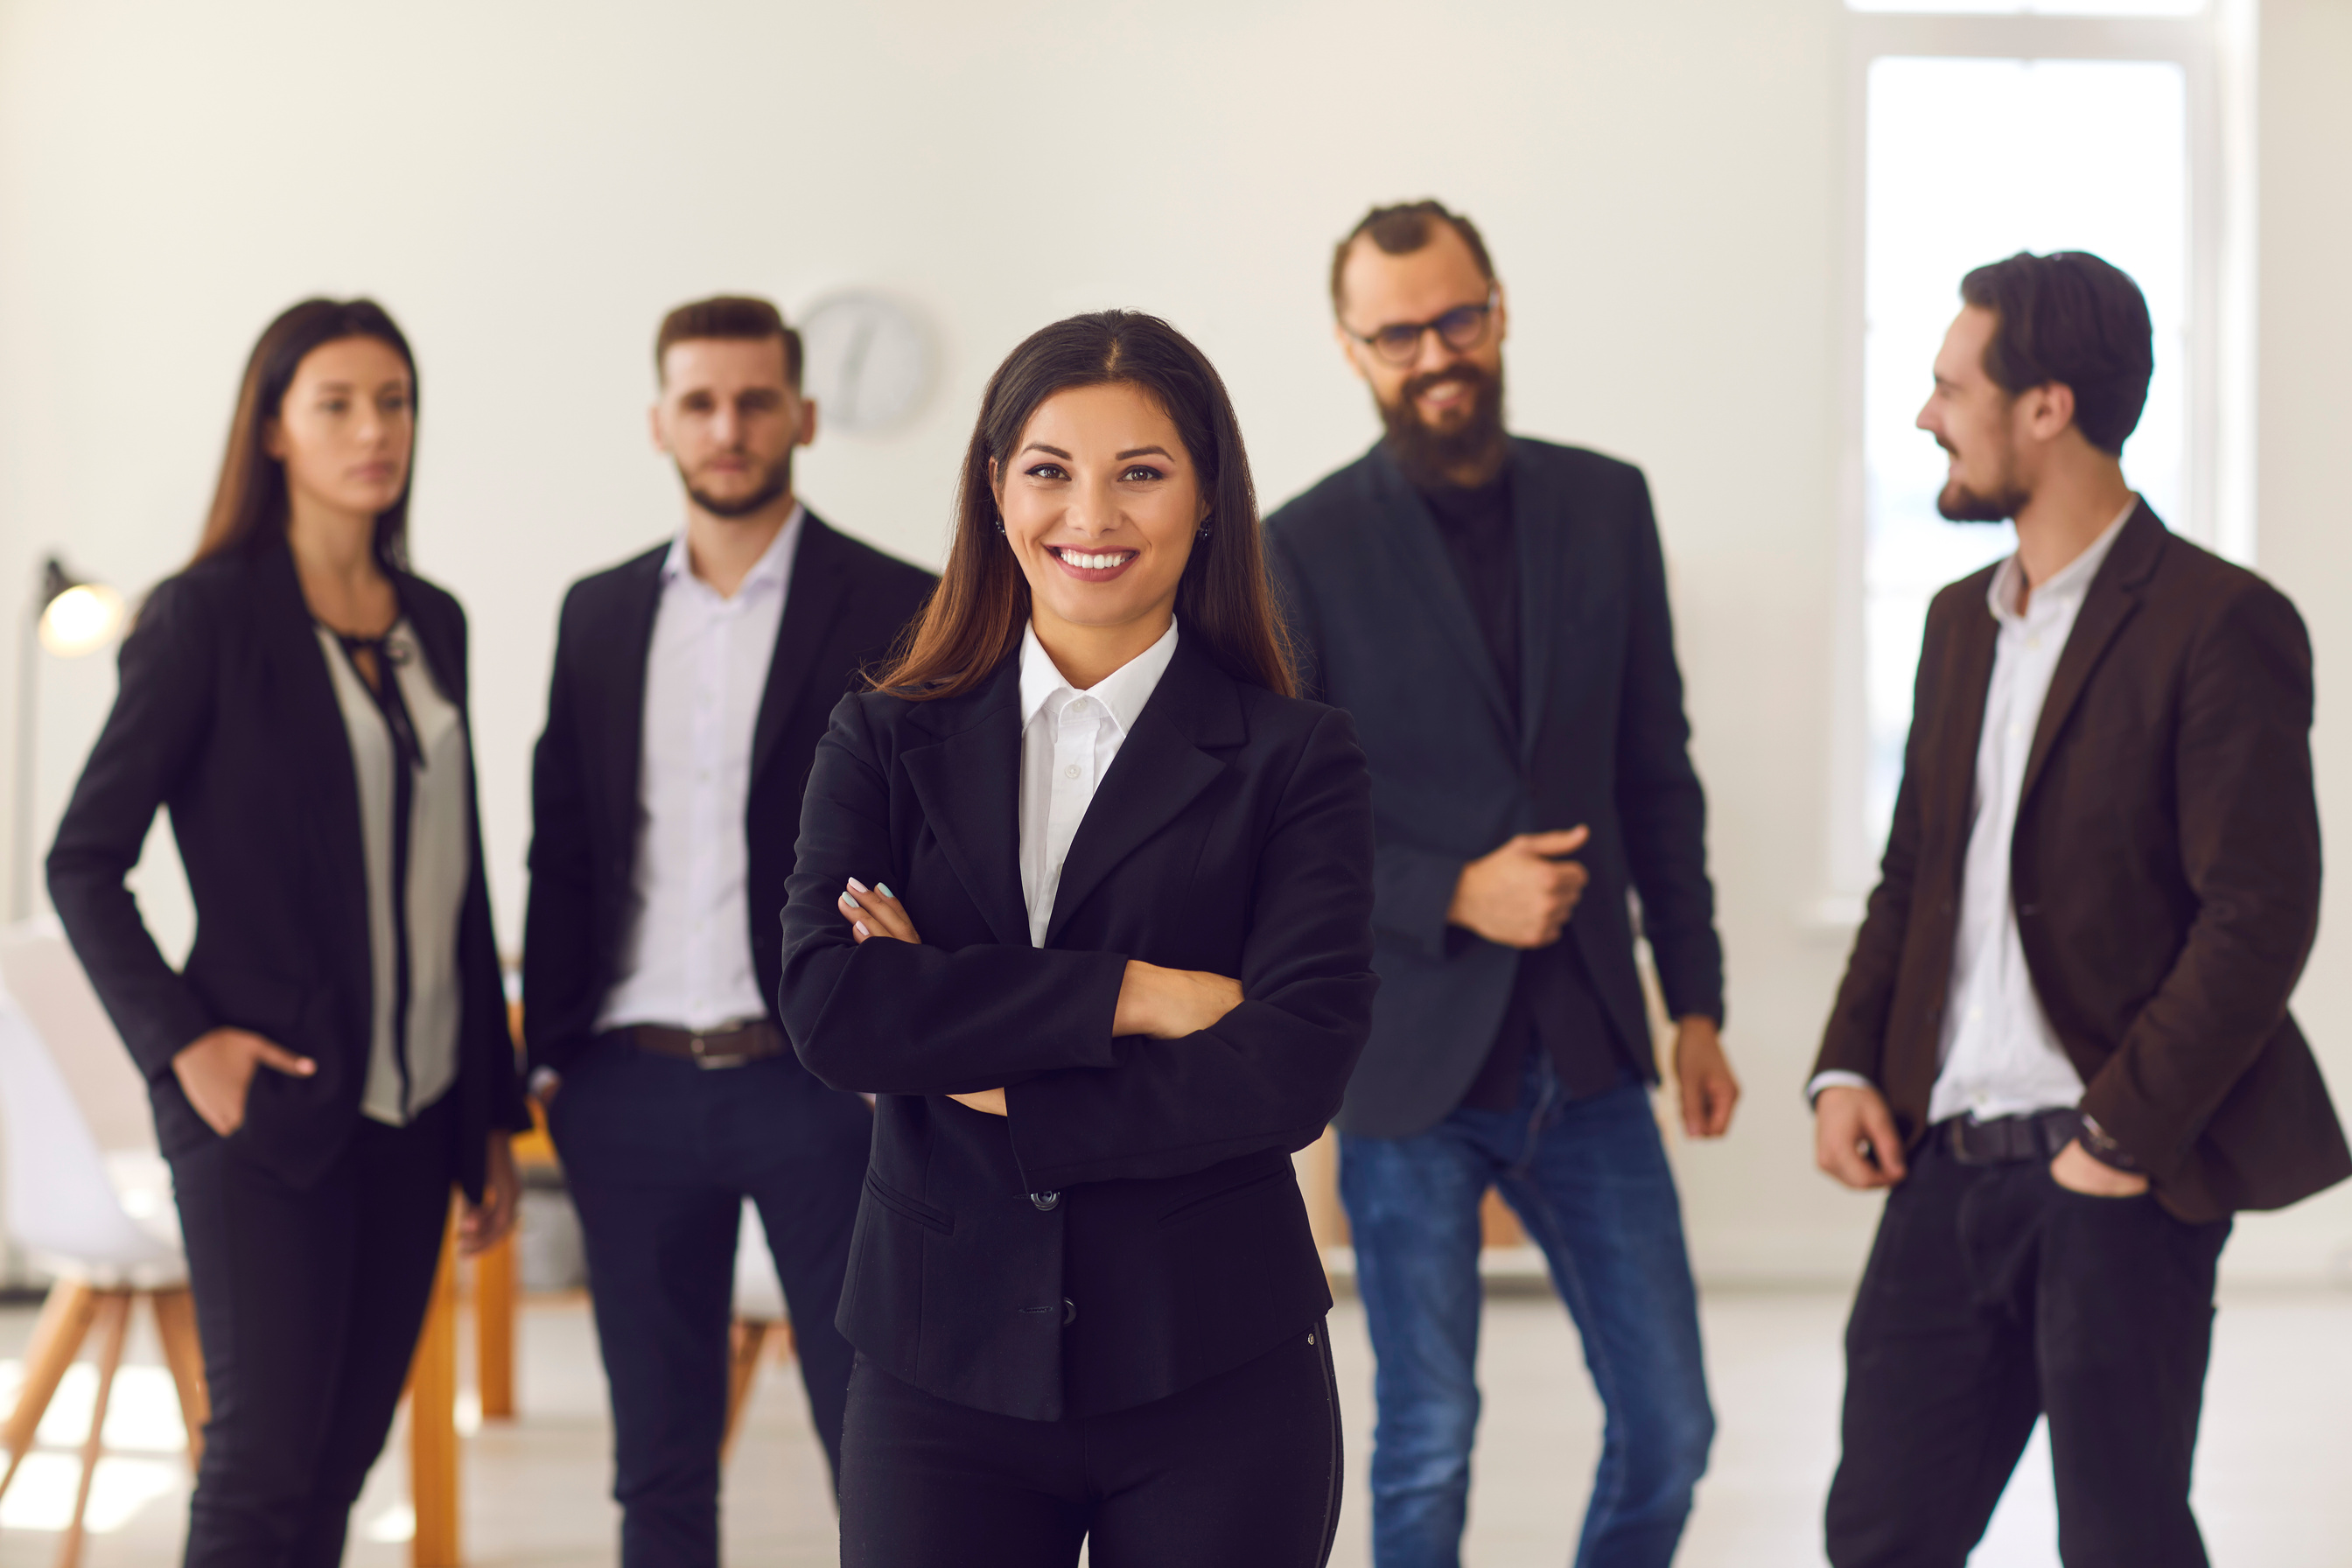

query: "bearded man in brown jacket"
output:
1809 250 2349 1568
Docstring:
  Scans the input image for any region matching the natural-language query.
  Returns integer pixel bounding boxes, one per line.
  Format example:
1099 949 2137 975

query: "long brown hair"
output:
875 311 1293 700
192 298 418 568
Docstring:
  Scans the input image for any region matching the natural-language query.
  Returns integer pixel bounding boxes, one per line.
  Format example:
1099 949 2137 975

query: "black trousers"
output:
1826 1126 2232 1568
838 1324 1341 1568
169 1094 457 1568
547 1032 869 1567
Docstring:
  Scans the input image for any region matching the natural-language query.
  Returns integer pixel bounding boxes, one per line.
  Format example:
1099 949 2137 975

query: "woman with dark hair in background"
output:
47 298 526 1566
779 311 1377 1565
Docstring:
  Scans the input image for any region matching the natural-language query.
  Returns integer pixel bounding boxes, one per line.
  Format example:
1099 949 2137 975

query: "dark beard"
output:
1935 476 2027 524
1377 360 1508 488
681 451 793 519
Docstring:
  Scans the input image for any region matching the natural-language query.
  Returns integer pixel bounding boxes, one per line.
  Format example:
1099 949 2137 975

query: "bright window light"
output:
1862 55 2189 850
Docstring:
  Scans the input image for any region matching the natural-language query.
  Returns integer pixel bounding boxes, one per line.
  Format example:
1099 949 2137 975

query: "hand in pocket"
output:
172 1027 317 1137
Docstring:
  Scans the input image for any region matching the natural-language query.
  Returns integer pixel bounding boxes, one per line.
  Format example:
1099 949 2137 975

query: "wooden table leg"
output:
150 1287 210 1473
0 1278 97 1503
472 1232 515 1421
409 1208 461 1568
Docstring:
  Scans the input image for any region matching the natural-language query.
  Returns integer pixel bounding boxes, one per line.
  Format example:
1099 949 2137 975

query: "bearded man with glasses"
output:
1267 200 1738 1568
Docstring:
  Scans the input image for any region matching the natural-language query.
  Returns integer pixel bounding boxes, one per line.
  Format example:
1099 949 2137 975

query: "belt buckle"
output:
1949 1117 1975 1164
688 1027 747 1070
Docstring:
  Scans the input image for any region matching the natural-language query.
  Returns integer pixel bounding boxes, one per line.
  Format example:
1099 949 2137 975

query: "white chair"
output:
0 922 206 1568
722 1197 796 1461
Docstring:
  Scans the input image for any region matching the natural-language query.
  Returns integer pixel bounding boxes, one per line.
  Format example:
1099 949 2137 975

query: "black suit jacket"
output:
1816 505 2349 1222
47 542 524 1198
778 639 1377 1422
522 512 935 1073
1264 438 1723 1139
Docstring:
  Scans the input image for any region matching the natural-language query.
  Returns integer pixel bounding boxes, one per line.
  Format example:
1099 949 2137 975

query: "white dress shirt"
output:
1017 619 1180 948
1814 500 2135 1121
598 509 802 1032
316 621 471 1126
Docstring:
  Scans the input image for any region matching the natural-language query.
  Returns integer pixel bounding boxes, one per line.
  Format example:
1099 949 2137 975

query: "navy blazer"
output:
778 636 1376 1422
522 511 935 1074
1265 438 1723 1139
47 542 525 1198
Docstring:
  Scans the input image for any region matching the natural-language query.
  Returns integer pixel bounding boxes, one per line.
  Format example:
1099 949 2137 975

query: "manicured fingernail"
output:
854 921 869 937
848 878 871 893
840 891 863 910
877 884 893 899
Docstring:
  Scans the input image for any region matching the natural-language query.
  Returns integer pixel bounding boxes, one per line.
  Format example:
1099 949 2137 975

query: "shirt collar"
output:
1986 496 2137 626
1018 618 1180 736
659 503 805 594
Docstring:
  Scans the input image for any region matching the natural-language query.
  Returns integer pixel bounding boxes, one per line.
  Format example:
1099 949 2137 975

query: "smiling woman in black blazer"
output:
778 312 1376 1566
46 299 526 1567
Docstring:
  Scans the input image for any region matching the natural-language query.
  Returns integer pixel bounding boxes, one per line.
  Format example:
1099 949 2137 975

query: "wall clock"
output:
797 290 935 435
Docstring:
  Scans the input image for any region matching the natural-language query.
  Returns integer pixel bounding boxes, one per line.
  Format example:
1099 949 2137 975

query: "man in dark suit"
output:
1810 251 2349 1567
1266 200 1740 1568
523 296 934 1564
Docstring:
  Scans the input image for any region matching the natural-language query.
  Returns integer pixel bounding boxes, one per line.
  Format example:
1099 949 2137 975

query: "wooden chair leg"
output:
472 1229 516 1420
408 1207 462 1568
54 1289 130 1568
0 1278 98 1503
150 1287 210 1473
720 1320 770 1466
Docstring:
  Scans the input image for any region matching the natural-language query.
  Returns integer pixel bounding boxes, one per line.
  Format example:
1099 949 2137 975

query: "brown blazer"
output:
1815 503 2349 1222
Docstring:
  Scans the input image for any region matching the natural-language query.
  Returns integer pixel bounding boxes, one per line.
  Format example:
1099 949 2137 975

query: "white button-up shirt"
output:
1813 500 2134 1121
1016 619 1180 948
597 509 802 1032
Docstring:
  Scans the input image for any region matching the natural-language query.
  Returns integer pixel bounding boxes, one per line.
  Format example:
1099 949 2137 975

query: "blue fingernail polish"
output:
877 884 894 899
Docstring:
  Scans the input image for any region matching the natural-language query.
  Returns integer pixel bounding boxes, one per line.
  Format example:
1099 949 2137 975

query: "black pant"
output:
1826 1127 2232 1568
547 1033 869 1566
169 1095 457 1568
839 1325 1341 1568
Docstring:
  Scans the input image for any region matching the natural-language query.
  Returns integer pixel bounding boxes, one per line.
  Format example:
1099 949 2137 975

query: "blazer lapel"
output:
255 545 373 1017
1511 444 1580 766
1043 642 1236 948
594 550 668 851
1929 579 1999 863
752 512 850 789
2019 504 2164 809
901 662 1032 949
1366 446 1516 745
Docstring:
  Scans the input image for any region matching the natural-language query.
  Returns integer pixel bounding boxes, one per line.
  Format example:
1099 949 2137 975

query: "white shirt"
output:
597 509 802 1032
1813 500 2135 1121
1017 620 1180 948
316 620 471 1126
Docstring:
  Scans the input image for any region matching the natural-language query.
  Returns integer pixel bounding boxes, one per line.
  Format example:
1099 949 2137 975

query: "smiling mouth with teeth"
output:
1050 547 1138 571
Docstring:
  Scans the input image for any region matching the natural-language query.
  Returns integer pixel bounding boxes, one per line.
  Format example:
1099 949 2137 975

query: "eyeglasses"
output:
1342 290 1499 366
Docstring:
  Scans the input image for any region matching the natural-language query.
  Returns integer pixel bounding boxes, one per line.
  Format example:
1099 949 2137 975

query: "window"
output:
1831 2 2252 891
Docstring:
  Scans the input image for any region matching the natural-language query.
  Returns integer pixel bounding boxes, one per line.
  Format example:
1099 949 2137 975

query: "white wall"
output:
1 0 2343 1286
2236 0 2352 1284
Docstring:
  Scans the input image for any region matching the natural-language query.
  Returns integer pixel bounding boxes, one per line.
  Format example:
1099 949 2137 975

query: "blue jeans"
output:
1340 1055 1713 1568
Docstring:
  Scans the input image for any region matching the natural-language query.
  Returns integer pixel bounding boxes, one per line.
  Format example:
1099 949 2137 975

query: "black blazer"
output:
1264 438 1723 1139
522 511 935 1073
779 638 1377 1423
46 542 524 1198
1816 506 2348 1222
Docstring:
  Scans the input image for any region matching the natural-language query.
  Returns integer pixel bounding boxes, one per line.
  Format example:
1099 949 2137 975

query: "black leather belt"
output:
1944 1107 2083 1166
632 1019 785 1068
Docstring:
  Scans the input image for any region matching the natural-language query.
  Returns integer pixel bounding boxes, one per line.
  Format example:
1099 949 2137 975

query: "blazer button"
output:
1063 1298 1077 1326
1030 1191 1060 1211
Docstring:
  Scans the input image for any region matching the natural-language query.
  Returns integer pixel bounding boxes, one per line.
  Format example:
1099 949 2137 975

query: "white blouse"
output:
1014 620 1180 948
315 620 472 1126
